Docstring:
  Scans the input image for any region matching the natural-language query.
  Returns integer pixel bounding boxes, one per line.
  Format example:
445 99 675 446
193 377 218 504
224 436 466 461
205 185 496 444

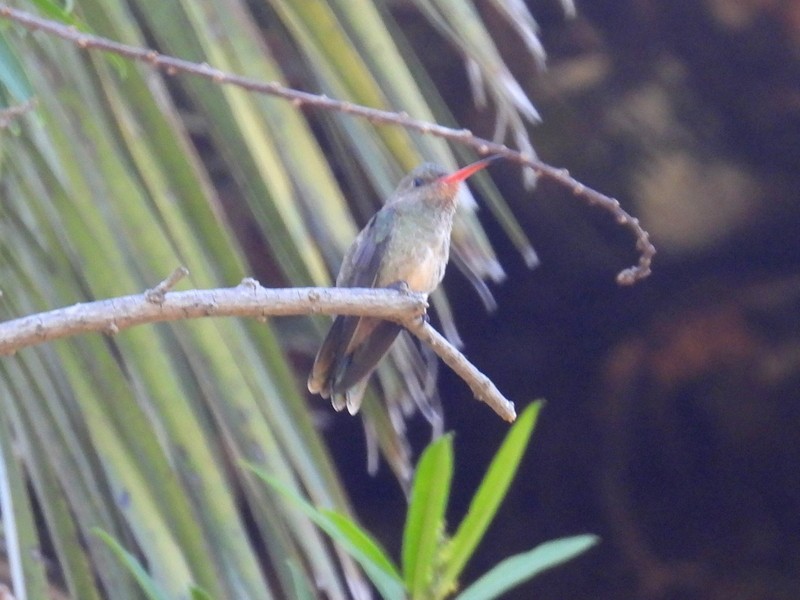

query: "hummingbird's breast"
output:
379 206 455 294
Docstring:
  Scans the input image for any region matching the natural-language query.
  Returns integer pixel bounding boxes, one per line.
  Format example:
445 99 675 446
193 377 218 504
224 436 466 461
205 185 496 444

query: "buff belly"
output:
379 235 449 294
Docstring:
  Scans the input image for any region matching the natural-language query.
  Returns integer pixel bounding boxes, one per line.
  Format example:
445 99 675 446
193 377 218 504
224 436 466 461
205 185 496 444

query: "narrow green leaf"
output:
321 510 407 600
402 433 454 596
0 408 50 600
250 466 405 600
190 585 216 600
286 559 317 600
319 510 402 581
2 361 106 600
93 529 172 600
441 401 543 592
0 32 34 103
454 535 600 600
28 0 81 26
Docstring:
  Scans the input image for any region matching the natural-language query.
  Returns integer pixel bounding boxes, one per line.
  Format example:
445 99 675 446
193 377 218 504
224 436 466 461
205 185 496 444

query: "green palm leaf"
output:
0 0 551 596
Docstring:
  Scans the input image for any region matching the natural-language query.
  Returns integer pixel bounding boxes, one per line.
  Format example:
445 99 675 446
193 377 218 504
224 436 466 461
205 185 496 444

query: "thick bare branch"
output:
0 3 654 284
0 279 516 420
0 279 426 354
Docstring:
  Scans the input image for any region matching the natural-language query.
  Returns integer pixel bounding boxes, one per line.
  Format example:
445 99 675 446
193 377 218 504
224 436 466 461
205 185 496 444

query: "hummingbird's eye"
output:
412 177 425 188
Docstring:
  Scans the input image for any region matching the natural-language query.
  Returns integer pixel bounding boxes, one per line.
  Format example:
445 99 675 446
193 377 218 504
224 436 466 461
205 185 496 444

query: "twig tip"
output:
238 277 260 291
145 266 189 304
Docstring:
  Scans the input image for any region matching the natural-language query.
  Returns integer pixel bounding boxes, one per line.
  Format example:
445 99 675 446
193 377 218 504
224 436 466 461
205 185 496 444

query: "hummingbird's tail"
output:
308 317 401 414
331 378 370 415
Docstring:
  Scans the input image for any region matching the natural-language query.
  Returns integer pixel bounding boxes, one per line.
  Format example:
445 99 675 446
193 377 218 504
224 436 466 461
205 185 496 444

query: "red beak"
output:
440 154 502 185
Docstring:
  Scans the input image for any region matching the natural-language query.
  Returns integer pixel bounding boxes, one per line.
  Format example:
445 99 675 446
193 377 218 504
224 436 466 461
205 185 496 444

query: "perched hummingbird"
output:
308 156 499 414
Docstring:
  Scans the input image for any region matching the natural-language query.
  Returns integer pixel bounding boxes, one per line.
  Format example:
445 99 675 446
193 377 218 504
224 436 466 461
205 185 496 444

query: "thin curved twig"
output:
0 3 654 284
0 97 37 128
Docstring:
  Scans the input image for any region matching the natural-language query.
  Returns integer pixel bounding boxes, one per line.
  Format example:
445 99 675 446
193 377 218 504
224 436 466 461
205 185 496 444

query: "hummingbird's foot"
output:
386 280 411 294
387 280 430 324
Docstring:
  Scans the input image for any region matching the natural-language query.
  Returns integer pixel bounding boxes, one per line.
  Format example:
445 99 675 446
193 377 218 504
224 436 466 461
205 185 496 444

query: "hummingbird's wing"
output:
336 206 395 288
308 207 402 412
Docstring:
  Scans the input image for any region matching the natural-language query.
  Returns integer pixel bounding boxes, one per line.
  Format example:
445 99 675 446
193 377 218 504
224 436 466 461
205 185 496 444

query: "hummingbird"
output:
308 155 499 414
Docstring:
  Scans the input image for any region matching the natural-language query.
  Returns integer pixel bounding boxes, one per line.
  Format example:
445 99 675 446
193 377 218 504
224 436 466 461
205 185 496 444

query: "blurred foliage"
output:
102 403 598 600
0 0 572 597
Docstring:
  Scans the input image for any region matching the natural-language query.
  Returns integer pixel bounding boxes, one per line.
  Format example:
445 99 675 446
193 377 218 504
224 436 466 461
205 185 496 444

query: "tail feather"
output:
309 316 402 415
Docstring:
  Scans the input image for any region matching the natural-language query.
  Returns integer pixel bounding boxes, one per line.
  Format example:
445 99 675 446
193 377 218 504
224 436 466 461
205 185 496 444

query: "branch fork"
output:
0 276 515 421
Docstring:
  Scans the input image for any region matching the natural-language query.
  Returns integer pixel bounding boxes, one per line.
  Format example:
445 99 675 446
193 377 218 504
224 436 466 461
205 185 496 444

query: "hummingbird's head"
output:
393 155 501 207
395 163 449 195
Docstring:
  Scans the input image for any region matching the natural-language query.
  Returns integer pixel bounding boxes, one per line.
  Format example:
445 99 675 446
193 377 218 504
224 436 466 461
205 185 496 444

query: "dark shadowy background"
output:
321 1 800 598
